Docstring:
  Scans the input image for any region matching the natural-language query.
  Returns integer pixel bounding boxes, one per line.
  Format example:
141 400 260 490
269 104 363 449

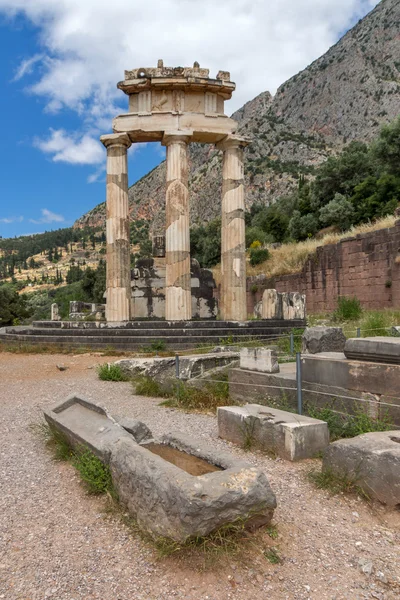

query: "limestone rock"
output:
110 432 277 541
302 327 346 354
323 431 400 506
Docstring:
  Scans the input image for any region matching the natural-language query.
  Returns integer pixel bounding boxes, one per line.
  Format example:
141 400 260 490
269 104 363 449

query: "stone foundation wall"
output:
247 220 400 314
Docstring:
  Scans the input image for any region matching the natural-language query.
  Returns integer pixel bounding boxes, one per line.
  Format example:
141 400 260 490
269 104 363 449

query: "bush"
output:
333 296 362 321
97 363 129 381
133 375 167 397
72 448 116 496
361 311 391 337
249 247 270 266
306 404 392 441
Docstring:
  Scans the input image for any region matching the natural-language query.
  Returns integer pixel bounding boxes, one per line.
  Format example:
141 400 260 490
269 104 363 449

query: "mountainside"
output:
75 0 400 233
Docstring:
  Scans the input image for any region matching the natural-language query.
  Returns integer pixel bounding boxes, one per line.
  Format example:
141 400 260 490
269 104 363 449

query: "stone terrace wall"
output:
247 220 400 314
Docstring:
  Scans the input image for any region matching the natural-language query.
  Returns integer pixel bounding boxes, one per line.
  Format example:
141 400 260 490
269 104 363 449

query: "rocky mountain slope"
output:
76 0 400 233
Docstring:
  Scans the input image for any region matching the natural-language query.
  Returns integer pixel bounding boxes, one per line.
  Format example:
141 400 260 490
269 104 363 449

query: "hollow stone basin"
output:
44 396 277 541
142 443 223 476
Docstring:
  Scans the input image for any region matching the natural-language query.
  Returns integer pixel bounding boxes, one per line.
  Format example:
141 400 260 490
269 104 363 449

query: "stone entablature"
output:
113 60 237 144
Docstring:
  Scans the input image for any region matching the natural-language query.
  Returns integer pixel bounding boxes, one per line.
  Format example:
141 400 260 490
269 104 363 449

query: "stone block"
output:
44 397 277 541
218 404 329 461
51 303 61 321
302 327 346 354
282 292 306 320
344 337 400 365
116 352 239 383
261 289 282 319
240 347 279 373
301 352 400 398
323 431 400 506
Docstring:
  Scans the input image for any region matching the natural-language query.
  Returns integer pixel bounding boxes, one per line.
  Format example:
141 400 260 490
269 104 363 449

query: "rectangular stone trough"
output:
44 396 276 542
218 404 329 461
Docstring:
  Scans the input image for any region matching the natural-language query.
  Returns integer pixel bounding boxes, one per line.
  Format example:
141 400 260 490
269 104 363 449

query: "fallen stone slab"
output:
344 337 400 365
115 351 239 383
44 396 276 541
323 431 400 506
218 404 329 461
240 347 279 373
302 327 346 354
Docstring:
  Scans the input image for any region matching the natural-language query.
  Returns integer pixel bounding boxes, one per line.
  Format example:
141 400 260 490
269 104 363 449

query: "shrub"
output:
249 247 270 266
150 339 167 351
333 296 362 321
97 363 129 381
361 311 391 337
133 375 167 397
72 448 116 496
306 404 392 441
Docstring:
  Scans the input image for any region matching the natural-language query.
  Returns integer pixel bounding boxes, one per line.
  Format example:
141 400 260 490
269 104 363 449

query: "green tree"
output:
319 193 355 231
0 285 31 325
373 116 400 176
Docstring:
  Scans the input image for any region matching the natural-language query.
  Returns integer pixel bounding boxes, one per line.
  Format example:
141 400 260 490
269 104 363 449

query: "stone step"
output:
11 326 292 338
0 332 284 350
32 319 305 330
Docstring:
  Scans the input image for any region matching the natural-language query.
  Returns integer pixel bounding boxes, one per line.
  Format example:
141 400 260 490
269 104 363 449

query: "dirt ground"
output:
0 352 399 600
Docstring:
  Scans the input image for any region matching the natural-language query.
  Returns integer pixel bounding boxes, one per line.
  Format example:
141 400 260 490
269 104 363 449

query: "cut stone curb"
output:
44 396 277 541
218 404 329 461
323 431 400 506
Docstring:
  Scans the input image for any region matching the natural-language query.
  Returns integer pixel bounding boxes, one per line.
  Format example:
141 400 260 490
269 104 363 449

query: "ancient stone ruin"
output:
44 396 277 541
100 60 249 323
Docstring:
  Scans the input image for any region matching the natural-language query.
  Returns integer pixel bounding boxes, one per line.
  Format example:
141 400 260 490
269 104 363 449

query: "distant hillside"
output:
76 0 400 233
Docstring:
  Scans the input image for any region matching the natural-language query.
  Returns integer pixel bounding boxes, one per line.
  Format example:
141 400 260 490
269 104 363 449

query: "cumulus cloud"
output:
2 0 379 116
29 208 65 224
33 129 104 165
0 216 24 224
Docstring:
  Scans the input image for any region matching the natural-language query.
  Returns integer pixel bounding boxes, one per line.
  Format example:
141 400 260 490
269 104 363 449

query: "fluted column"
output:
162 131 192 321
100 133 132 323
217 136 249 321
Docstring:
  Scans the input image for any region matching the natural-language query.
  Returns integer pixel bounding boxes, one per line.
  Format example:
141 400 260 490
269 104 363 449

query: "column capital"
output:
162 130 193 147
100 132 132 149
216 135 250 151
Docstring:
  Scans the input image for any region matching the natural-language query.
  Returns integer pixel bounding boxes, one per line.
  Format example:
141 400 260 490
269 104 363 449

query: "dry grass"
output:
213 216 397 283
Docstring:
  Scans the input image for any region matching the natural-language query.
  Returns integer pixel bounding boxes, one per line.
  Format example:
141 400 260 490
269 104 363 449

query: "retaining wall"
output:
246 220 400 314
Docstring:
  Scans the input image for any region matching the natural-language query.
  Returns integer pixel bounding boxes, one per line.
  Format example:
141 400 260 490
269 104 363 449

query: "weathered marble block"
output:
323 431 400 506
218 404 329 461
240 347 279 373
302 326 346 354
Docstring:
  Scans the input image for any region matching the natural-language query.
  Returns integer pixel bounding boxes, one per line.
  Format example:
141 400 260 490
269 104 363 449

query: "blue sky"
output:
0 0 379 238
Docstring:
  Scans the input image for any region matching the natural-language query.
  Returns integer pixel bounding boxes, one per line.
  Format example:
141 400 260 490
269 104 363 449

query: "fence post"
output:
290 332 294 355
357 327 361 338
296 352 303 415
175 354 180 379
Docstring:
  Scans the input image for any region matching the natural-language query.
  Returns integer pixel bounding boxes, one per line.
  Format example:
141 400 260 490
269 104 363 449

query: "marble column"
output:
217 136 248 321
100 133 132 323
162 131 192 321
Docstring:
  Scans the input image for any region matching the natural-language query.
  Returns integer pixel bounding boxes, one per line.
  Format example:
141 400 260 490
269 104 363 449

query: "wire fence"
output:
173 350 400 426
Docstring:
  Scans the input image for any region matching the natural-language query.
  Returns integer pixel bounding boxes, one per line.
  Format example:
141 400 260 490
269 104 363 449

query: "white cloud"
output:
1 0 380 116
0 216 23 224
12 53 43 81
29 208 65 224
33 128 104 165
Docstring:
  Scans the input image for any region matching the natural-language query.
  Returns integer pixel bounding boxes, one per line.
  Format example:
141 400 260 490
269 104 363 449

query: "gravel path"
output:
0 352 399 600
